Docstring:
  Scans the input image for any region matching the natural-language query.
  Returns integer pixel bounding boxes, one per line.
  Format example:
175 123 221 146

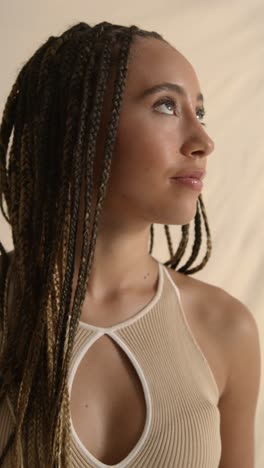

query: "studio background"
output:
1 0 263 465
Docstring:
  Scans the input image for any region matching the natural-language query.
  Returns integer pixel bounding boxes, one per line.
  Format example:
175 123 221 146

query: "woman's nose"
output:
181 125 215 159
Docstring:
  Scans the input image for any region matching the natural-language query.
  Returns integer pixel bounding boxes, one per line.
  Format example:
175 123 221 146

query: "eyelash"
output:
154 97 207 127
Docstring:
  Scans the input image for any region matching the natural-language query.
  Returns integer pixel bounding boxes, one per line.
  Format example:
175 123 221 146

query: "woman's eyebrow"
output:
138 82 204 103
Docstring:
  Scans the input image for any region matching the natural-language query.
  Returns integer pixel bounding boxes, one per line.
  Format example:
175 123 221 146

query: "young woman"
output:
0 21 261 468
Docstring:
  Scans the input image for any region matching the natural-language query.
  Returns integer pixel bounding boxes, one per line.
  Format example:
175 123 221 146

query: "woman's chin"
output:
166 205 198 226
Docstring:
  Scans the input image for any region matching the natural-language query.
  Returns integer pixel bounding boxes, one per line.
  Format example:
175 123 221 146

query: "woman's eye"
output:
196 108 207 127
154 98 177 115
154 98 207 127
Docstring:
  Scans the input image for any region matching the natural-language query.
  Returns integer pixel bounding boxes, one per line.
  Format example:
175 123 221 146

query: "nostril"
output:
192 149 206 157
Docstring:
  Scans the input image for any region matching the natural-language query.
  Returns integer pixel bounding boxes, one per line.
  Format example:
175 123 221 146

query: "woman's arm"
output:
218 297 261 468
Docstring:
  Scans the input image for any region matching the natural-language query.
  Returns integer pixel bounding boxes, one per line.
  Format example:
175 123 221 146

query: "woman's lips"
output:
170 176 203 192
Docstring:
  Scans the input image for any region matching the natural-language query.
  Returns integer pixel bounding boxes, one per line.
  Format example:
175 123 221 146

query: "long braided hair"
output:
0 21 212 467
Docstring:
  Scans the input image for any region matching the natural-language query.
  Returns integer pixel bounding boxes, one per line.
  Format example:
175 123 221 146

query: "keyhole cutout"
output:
70 334 147 465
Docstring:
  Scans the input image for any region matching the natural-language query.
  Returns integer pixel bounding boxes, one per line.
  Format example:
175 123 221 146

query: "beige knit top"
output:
0 261 222 467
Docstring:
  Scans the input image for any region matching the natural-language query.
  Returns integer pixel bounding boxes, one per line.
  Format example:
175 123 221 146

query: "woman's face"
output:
94 35 215 227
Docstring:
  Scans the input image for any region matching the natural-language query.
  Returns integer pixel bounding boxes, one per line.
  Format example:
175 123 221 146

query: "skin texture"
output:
73 36 215 303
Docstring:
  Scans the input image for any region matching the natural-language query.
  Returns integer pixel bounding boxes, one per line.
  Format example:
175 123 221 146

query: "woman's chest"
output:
69 297 226 466
70 333 147 465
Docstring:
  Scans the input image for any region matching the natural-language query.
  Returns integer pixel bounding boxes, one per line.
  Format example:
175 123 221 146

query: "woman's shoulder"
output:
167 265 251 312
165 265 255 337
165 266 260 399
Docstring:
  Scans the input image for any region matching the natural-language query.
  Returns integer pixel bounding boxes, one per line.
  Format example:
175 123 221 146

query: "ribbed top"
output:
0 262 222 467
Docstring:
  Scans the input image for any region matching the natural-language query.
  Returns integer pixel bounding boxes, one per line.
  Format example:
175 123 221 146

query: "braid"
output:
178 197 202 272
164 224 174 258
151 194 212 274
49 33 116 465
0 20 212 467
149 223 154 254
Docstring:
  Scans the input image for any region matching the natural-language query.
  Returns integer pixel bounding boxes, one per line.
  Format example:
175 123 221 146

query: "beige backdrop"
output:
1 0 263 465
